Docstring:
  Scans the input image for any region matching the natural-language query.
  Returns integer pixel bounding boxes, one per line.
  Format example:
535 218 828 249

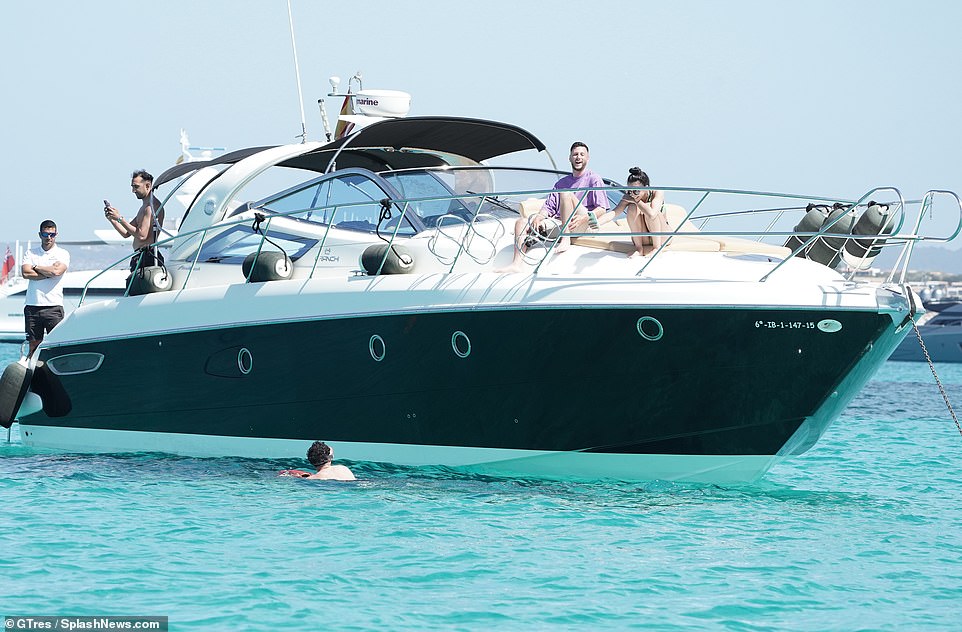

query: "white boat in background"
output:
2 76 961 484
890 304 962 362
1 131 221 343
0 248 130 343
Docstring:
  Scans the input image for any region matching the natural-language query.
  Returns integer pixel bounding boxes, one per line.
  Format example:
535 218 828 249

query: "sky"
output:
2 0 960 248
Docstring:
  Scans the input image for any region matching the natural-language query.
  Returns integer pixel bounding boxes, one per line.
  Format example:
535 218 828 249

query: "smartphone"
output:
103 199 111 209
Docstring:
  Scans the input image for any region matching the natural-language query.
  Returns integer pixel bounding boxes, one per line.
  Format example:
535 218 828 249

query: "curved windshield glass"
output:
383 167 624 225
247 166 624 235
381 171 481 227
259 172 420 235
195 225 317 264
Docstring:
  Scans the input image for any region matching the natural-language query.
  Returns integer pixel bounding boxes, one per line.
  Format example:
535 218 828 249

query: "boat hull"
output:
889 326 962 362
18 297 908 482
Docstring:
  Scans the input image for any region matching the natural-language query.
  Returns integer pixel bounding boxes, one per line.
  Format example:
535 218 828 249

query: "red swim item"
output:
278 469 311 478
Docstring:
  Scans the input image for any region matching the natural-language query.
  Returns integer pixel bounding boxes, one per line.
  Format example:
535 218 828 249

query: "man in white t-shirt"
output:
21 219 70 357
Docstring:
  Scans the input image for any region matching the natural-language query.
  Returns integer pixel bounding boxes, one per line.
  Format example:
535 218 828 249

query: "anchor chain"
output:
913 320 962 437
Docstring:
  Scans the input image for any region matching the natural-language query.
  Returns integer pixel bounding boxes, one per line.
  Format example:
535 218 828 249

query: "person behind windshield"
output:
495 142 608 272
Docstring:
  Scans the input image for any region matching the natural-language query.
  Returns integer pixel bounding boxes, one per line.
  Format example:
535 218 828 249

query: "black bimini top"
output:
154 117 546 188
323 116 547 161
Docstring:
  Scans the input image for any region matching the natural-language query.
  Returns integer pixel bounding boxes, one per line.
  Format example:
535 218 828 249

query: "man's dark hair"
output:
570 141 589 152
131 169 154 184
307 441 333 468
39 219 57 231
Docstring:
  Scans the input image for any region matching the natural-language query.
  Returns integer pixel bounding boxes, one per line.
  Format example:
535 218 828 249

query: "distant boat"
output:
1 130 221 343
0 267 129 343
922 298 962 313
890 304 962 362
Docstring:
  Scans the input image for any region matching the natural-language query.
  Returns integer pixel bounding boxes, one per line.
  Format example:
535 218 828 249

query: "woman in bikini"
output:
613 167 668 257
579 167 668 258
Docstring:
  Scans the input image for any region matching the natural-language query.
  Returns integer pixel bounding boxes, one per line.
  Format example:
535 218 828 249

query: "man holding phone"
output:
21 220 70 357
104 169 165 274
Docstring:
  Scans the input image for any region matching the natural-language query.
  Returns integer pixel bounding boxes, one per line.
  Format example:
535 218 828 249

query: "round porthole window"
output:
636 316 664 341
451 331 471 358
369 335 386 362
237 348 253 375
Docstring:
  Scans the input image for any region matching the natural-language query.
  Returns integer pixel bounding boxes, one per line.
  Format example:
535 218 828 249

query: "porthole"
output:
237 348 253 375
452 331 471 358
636 316 664 341
47 352 105 376
369 335 386 362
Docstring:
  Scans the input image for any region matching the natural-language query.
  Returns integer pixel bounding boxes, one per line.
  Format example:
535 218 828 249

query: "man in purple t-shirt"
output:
496 141 609 272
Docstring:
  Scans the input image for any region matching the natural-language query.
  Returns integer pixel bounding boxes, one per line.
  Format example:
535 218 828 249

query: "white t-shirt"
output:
22 245 70 306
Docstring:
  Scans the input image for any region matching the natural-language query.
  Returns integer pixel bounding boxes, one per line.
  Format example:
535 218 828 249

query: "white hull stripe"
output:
18 425 781 484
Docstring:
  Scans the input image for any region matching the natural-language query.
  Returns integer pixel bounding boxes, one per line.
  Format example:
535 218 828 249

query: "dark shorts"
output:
24 305 65 342
128 248 165 272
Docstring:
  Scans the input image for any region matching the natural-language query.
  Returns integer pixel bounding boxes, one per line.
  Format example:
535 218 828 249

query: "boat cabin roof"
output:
155 117 547 188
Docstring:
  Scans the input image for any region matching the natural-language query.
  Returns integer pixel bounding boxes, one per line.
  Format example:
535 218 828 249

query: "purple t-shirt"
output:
542 170 609 218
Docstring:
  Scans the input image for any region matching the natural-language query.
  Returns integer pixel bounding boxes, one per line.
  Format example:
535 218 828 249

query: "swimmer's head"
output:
307 441 334 468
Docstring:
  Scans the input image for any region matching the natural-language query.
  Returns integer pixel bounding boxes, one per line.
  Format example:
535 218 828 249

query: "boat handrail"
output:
759 187 906 282
430 211 506 268
76 182 962 304
344 184 950 281
77 196 394 302
888 190 962 285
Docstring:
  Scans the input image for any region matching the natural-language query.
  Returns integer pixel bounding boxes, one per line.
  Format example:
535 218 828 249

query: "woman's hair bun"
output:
626 167 650 186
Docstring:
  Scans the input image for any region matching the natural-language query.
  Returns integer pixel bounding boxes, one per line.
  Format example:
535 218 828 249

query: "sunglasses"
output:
40 231 57 238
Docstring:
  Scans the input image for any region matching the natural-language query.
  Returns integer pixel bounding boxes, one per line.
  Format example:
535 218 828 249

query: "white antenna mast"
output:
287 0 308 143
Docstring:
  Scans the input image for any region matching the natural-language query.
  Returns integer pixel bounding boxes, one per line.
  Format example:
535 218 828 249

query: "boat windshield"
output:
381 169 506 227
195 225 318 264
380 167 623 227
232 166 624 237
398 166 623 211
258 172 421 236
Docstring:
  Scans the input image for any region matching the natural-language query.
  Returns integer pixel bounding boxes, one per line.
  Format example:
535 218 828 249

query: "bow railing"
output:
78 183 962 304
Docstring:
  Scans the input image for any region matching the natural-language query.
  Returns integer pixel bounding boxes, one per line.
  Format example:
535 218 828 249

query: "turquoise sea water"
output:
2 344 962 630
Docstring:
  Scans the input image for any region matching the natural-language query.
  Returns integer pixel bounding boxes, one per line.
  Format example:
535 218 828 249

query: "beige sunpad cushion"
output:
519 198 546 218
663 203 699 232
663 204 790 255
573 221 721 253
519 198 789 256
572 207 790 257
572 217 721 252
713 236 791 257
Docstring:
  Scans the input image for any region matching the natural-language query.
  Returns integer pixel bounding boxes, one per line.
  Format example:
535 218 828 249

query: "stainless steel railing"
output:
79 183 962 304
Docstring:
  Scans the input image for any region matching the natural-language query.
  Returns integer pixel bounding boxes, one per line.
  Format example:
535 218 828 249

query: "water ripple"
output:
3 346 962 628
